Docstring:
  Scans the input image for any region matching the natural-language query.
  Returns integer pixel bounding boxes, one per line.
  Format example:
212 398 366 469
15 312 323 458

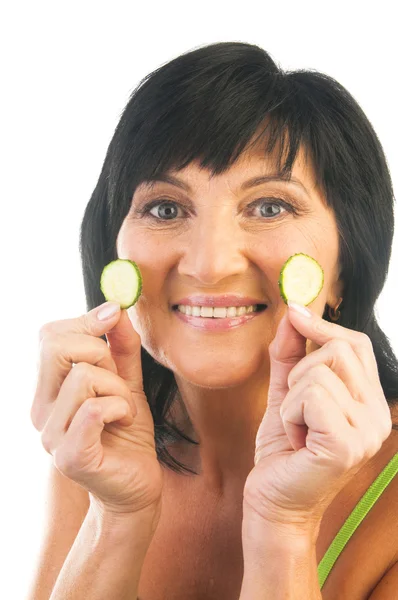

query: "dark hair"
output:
79 41 398 475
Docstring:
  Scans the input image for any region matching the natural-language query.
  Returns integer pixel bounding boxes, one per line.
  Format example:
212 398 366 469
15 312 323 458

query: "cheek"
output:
128 298 174 359
117 222 150 259
127 306 162 361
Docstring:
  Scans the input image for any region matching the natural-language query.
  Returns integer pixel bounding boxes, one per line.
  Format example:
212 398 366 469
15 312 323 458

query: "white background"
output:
1 1 397 598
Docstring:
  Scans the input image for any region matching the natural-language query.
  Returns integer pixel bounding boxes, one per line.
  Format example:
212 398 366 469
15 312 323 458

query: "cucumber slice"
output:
100 259 143 309
279 253 324 305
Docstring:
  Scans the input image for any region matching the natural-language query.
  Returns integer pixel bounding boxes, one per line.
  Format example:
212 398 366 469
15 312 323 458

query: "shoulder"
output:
319 409 398 598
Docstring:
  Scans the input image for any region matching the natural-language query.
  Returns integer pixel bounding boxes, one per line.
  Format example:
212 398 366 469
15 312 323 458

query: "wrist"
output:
89 494 162 539
242 518 317 561
240 516 321 600
242 516 320 549
242 499 321 546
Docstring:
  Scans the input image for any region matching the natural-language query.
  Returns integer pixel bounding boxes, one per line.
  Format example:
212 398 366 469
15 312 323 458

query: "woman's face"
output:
116 143 343 388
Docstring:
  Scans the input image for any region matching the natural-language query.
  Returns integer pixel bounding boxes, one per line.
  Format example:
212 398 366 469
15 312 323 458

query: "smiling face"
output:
116 140 343 389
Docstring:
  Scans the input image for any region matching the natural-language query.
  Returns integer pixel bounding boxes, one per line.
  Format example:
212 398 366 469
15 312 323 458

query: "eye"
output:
143 200 184 221
139 197 298 222
248 197 297 220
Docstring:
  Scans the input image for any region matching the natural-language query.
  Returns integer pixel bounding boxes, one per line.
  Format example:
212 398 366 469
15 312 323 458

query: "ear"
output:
329 275 344 307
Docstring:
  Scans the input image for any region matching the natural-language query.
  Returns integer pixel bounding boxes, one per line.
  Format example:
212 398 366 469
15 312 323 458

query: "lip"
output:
172 295 268 308
173 305 267 331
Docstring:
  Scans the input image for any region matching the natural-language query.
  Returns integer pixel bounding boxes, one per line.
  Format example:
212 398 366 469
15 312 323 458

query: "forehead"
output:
137 140 318 195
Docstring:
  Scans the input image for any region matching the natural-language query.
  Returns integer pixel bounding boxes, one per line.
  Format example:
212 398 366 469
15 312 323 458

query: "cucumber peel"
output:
279 253 324 306
100 259 143 309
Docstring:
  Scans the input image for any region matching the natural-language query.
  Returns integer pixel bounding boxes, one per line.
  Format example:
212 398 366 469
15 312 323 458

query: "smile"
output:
172 304 268 331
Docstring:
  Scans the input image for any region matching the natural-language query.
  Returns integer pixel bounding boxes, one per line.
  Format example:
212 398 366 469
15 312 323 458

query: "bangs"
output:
132 74 316 191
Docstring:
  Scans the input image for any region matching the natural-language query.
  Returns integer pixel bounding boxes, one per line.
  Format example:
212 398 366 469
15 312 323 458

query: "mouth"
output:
171 304 268 316
171 303 268 331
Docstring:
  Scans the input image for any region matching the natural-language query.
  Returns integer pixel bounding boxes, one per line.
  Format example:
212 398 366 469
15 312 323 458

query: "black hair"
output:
79 41 398 476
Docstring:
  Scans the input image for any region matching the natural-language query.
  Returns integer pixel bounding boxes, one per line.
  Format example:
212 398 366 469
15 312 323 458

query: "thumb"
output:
255 309 307 462
105 308 144 395
267 309 308 407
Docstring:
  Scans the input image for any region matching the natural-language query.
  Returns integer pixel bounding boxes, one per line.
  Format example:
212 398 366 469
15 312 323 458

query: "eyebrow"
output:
142 173 309 195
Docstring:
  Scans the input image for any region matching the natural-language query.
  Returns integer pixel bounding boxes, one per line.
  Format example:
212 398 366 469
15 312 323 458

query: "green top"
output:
317 451 398 589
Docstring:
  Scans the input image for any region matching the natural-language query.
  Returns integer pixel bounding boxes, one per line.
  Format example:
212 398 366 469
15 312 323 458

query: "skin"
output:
116 139 344 501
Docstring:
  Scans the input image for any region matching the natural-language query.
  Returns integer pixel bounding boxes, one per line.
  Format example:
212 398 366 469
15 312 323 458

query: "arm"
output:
26 462 90 599
239 514 322 600
49 498 161 600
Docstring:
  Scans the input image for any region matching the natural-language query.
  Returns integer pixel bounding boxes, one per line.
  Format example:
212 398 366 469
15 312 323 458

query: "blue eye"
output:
147 200 181 220
140 197 297 222
252 199 288 219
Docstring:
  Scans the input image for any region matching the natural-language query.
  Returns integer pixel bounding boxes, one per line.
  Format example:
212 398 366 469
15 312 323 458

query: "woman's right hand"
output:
31 302 163 518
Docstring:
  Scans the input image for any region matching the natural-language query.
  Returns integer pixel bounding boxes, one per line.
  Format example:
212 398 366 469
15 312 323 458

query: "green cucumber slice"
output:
100 259 143 309
279 253 324 305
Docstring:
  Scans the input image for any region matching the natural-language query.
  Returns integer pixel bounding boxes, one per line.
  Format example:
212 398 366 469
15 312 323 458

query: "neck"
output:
166 339 315 495
168 362 270 495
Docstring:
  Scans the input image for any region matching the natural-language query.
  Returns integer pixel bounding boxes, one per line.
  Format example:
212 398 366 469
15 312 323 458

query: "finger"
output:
268 309 307 400
52 396 133 478
282 365 364 432
282 367 387 457
105 309 144 396
38 301 121 340
254 310 308 459
32 333 118 430
287 303 379 381
287 339 389 417
254 376 355 466
40 363 137 449
283 384 364 471
281 380 383 465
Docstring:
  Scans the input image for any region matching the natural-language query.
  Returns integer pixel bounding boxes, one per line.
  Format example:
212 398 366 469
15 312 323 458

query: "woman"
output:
30 42 398 599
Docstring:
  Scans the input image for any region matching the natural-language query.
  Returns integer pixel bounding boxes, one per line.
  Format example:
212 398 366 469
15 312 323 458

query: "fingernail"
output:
288 301 312 318
97 302 120 321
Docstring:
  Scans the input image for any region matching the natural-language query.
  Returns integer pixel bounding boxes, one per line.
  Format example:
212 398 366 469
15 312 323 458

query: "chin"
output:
169 353 268 389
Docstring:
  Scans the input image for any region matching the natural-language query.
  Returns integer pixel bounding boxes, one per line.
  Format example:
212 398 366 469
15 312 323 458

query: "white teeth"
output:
177 304 259 317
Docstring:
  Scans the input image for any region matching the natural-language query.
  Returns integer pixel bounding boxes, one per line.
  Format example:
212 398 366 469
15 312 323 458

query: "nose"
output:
177 208 249 284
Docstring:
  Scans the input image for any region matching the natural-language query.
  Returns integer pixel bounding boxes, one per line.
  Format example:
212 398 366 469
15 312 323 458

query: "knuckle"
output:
96 339 116 367
328 338 351 354
364 433 383 459
71 361 94 383
314 318 330 336
83 397 101 413
311 363 329 377
357 332 373 350
300 365 328 388
40 428 54 455
381 413 393 440
38 332 61 360
30 404 41 431
350 439 365 468
80 311 92 333
305 380 320 399
307 381 324 398
53 446 75 476
38 323 54 341
30 401 49 432
337 431 363 469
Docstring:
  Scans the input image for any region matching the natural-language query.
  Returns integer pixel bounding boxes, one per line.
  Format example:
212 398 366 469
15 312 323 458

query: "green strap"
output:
317 451 398 589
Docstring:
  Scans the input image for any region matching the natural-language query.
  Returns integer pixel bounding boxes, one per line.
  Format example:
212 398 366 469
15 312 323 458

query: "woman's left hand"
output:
243 302 393 532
